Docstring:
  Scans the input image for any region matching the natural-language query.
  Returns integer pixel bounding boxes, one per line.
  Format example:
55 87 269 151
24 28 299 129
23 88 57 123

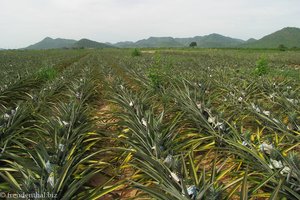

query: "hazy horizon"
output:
1 0 300 49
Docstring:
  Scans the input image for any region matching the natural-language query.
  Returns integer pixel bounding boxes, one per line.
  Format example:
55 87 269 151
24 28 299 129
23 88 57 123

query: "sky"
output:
0 0 300 48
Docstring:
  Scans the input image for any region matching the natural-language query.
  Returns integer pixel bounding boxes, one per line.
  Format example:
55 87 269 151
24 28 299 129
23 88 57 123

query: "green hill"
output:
134 37 184 48
114 37 184 48
175 34 244 48
243 27 300 48
73 39 114 48
25 37 77 49
174 36 201 46
115 34 244 48
246 38 257 43
22 27 300 49
114 41 137 48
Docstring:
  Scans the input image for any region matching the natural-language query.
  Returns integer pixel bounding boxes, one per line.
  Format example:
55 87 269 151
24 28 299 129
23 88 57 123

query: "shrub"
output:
131 48 142 57
254 57 268 76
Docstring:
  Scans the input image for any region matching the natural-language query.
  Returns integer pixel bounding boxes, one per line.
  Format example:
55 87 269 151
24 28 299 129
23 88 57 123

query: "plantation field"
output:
0 48 300 199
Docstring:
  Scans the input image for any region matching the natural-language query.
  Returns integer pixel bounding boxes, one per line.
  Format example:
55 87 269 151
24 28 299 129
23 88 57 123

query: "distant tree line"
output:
278 44 300 51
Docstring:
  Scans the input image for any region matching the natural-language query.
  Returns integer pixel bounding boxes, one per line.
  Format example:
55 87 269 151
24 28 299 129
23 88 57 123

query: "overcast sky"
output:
1 0 300 48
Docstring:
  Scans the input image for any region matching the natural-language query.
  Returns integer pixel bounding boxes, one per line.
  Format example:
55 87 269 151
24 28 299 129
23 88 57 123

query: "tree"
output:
189 42 197 48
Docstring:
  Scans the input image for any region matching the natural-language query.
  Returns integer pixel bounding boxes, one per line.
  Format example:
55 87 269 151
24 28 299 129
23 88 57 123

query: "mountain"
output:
242 27 300 48
175 34 244 48
73 38 114 48
114 37 184 48
173 37 196 46
114 41 136 48
246 38 257 43
24 37 114 49
0 48 5 51
25 37 77 49
136 37 184 48
114 27 300 48
21 27 300 49
115 34 245 48
200 33 245 47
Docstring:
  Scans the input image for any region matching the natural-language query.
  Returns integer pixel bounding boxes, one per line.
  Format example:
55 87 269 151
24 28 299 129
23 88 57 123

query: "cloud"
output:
0 0 300 48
